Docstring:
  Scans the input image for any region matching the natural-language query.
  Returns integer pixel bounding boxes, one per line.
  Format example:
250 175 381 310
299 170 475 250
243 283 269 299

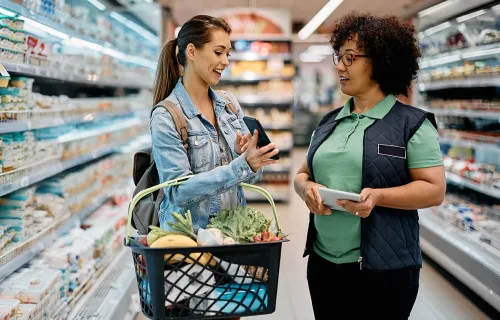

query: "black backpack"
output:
131 92 237 234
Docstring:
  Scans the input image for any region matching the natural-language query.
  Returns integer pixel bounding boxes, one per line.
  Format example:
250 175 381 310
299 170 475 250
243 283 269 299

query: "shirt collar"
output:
173 78 228 119
335 95 397 121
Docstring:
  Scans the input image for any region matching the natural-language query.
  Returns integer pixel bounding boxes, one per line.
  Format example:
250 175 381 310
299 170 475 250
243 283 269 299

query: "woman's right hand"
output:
300 181 332 215
244 129 279 172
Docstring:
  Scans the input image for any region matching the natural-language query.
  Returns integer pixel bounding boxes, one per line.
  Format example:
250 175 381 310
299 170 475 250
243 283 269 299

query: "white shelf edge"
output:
423 107 500 120
0 110 136 134
439 137 500 151
1 61 153 89
420 43 500 68
445 171 500 199
57 118 139 143
419 76 500 90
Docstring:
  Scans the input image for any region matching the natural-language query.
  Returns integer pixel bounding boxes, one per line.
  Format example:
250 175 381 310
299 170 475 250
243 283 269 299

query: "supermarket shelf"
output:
419 211 500 311
420 43 500 68
446 171 500 199
0 2 155 71
424 107 500 120
220 74 294 82
0 111 135 134
1 61 152 89
264 165 292 173
419 76 500 91
439 137 499 151
69 248 136 320
230 53 292 61
236 95 293 106
0 143 124 197
0 189 114 283
57 118 139 143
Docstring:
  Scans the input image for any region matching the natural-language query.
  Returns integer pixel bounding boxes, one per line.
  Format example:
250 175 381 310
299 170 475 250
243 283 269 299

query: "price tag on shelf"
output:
0 62 9 77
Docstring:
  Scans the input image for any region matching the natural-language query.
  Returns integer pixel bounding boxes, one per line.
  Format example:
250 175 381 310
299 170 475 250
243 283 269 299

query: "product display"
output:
217 80 294 102
417 2 500 311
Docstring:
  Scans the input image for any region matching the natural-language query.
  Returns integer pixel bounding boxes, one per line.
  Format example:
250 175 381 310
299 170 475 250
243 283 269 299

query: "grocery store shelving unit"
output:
417 2 500 312
219 37 295 202
0 1 154 317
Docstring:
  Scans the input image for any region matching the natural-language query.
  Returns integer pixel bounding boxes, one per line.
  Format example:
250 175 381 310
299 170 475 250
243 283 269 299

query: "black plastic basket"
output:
125 175 287 319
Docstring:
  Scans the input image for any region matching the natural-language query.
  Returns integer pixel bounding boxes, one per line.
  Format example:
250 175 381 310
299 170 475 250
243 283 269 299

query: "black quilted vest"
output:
305 101 437 270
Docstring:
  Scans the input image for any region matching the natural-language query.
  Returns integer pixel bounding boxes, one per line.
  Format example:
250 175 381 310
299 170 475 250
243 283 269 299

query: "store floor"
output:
136 148 489 320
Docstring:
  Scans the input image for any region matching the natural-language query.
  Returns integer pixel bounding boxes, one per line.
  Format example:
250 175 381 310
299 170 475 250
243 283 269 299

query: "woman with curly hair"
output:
294 13 446 319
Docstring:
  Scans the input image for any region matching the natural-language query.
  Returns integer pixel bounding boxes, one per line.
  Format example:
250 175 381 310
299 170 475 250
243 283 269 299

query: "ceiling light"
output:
21 17 69 40
418 0 454 18
424 22 452 37
298 0 344 40
456 9 487 23
0 8 16 17
87 0 106 11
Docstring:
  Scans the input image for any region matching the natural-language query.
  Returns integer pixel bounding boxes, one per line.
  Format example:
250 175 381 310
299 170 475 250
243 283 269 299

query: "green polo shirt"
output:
311 95 443 264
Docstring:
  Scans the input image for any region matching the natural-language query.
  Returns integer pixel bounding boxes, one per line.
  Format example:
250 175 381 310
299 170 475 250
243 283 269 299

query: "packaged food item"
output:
0 27 11 39
9 77 28 88
12 19 23 31
0 76 9 88
0 299 20 317
16 304 36 320
0 16 13 28
13 40 24 52
0 37 13 50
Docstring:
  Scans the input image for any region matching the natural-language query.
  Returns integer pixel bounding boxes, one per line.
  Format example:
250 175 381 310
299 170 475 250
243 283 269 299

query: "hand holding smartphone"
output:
243 116 280 160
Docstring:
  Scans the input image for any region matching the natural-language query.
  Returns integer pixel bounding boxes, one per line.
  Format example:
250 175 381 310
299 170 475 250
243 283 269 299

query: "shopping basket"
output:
125 175 287 320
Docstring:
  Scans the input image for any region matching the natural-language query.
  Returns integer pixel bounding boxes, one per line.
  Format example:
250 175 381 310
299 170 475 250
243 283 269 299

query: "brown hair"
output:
153 15 232 105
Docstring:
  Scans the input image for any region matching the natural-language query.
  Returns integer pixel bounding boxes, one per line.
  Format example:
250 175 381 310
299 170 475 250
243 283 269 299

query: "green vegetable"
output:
207 206 271 243
147 226 182 246
166 210 197 241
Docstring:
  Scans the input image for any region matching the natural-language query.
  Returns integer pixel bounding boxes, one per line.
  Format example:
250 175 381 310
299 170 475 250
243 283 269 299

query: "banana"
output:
151 234 217 267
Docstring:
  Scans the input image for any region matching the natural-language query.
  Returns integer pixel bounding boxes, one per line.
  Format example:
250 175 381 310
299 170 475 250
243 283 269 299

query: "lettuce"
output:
207 206 271 243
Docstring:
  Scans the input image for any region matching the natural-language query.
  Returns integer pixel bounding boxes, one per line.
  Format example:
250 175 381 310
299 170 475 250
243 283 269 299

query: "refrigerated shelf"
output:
419 77 500 90
419 210 500 311
424 108 500 120
445 171 500 200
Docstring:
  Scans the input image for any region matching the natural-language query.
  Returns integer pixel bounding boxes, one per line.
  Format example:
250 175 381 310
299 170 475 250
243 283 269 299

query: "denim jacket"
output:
150 79 263 230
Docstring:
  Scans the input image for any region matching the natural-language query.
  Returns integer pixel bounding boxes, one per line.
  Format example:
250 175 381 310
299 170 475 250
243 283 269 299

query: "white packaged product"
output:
163 264 215 307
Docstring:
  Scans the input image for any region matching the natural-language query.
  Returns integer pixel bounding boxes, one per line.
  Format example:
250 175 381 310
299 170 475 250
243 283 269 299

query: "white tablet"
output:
318 188 362 212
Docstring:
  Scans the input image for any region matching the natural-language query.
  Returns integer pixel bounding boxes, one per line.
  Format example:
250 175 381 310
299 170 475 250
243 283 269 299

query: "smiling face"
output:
335 36 379 97
190 29 231 86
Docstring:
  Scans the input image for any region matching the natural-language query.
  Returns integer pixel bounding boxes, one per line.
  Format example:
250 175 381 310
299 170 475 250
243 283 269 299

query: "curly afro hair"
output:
330 12 421 97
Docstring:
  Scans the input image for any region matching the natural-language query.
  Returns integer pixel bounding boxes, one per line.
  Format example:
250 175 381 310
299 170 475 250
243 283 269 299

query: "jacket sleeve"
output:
223 91 264 185
150 108 258 208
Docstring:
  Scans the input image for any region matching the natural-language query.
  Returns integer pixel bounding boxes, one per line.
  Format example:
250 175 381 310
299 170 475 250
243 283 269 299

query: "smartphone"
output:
243 116 279 160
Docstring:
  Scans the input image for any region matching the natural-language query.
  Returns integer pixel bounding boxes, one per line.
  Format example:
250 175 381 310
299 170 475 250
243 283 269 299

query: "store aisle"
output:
247 148 489 320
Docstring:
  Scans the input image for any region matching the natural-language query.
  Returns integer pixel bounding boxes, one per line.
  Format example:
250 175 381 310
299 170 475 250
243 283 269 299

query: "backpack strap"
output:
153 101 189 152
217 90 238 116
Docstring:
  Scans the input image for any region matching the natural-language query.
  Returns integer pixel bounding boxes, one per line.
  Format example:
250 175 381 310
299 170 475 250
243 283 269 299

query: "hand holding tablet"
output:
318 188 362 213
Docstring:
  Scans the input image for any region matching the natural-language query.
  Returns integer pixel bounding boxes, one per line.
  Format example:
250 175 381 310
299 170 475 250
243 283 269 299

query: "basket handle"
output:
125 176 281 245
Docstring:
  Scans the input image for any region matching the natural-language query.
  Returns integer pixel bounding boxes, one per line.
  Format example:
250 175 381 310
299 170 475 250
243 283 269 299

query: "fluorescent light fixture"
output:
423 22 451 36
63 37 104 51
21 17 69 40
0 8 16 17
462 47 500 59
307 45 334 55
456 9 487 23
418 0 454 18
298 0 344 40
87 0 106 11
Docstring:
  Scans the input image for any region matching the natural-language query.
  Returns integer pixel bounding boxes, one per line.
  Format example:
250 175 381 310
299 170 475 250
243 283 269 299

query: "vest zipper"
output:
358 256 363 270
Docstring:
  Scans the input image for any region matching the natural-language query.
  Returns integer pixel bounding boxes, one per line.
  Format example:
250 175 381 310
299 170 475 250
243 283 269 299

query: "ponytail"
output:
153 16 232 106
153 38 181 106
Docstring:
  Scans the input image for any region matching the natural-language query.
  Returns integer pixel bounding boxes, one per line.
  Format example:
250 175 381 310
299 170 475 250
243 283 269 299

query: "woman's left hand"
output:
337 188 380 218
235 130 252 155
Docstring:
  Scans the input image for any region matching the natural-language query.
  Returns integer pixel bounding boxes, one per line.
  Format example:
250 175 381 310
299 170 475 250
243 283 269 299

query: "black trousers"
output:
307 251 419 320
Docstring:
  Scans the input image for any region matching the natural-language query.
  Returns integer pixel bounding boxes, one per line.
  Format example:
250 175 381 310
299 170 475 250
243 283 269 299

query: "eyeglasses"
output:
333 53 369 66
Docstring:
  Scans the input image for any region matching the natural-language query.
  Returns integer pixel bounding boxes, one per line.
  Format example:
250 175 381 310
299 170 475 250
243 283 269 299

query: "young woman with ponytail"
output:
150 15 279 231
